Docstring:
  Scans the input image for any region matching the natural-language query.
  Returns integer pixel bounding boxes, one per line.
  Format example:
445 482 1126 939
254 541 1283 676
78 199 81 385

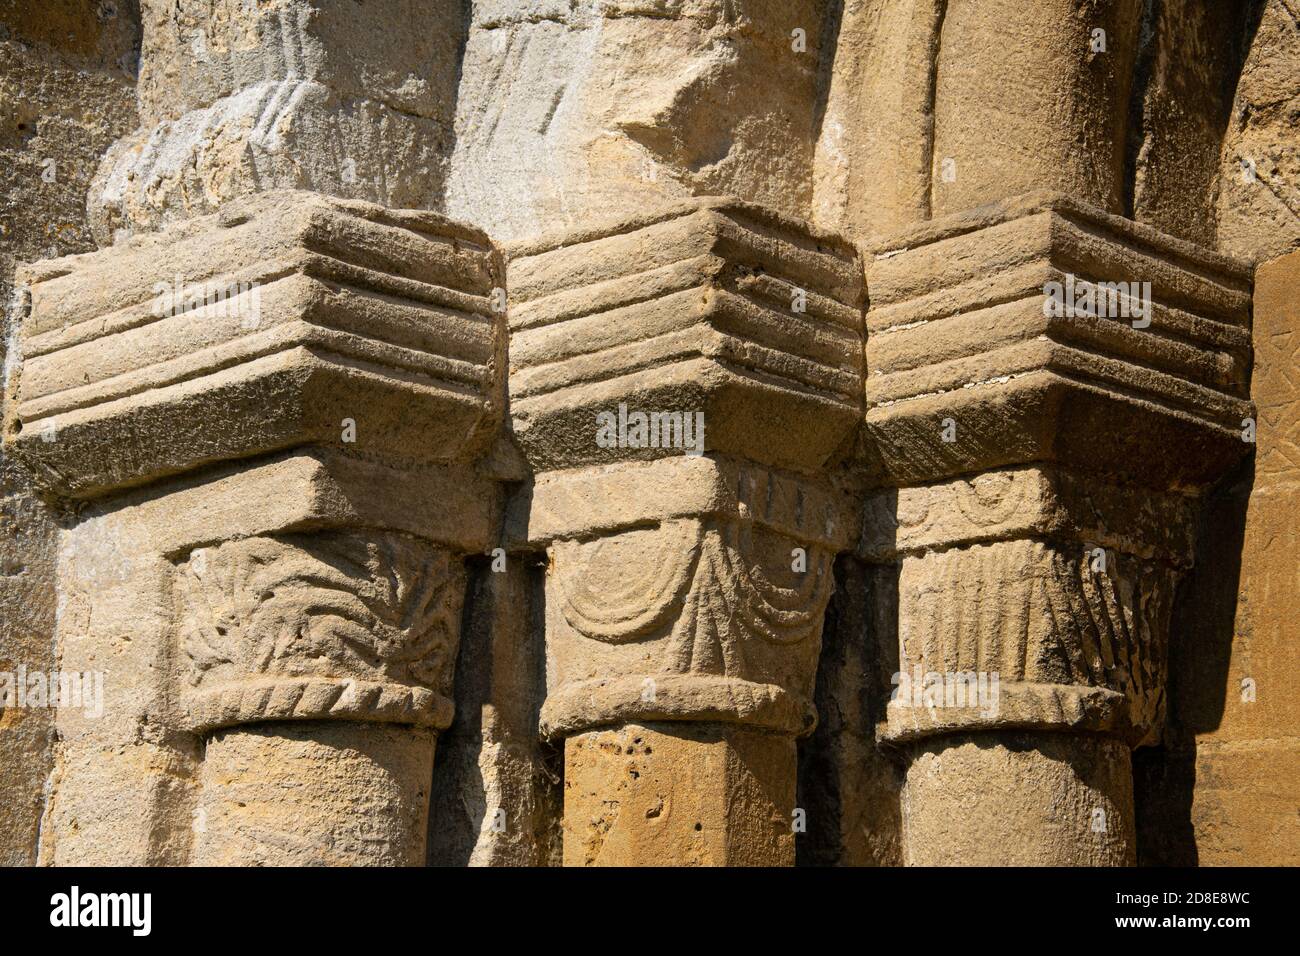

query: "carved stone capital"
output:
3 190 507 865
859 195 1256 752
505 198 864 741
862 465 1198 752
4 191 505 729
540 505 838 739
860 466 1199 567
176 531 465 735
879 533 1179 748
531 456 851 739
514 445 854 742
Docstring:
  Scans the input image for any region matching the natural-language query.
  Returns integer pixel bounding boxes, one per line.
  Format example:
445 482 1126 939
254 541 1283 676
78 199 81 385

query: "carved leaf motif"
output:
177 533 462 692
1037 547 1171 735
899 540 1173 741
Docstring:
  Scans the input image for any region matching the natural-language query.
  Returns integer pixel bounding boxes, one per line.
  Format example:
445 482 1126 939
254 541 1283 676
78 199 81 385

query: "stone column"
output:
929 0 1143 217
813 0 1143 237
861 193 1254 865
180 529 466 866
5 190 504 864
506 199 865 865
90 0 465 244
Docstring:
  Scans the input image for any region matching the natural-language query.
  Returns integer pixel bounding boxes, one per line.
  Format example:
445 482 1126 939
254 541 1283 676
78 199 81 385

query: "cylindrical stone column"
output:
930 0 1143 216
563 722 797 867
90 0 466 243
177 531 465 866
195 722 436 866
900 731 1135 866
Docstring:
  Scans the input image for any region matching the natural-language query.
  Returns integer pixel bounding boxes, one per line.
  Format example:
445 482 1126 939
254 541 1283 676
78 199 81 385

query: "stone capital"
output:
862 191 1254 492
863 465 1193 749
5 188 506 734
533 458 850 740
859 192 1255 751
176 529 464 735
505 198 866 739
3 190 507 865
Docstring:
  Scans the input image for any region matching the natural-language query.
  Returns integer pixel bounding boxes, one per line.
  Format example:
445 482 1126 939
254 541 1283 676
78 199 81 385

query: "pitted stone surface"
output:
1 0 1295 870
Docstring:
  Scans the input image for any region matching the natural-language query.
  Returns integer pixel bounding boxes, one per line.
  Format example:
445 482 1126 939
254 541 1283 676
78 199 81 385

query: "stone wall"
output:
0 0 1295 867
0 0 139 866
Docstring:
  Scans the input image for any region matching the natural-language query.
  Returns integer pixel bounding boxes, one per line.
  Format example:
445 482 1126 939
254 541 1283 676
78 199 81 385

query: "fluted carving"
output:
886 538 1176 746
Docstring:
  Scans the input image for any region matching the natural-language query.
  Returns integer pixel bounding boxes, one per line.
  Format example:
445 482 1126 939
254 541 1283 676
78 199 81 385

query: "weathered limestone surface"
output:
10 190 503 497
1216 1 1300 264
928 0 1142 218
1127 0 1257 250
507 198 863 475
902 731 1136 866
197 721 436 866
815 0 1300 266
565 721 795 866
1121 0 1300 263
90 0 464 243
1 0 1296 869
0 0 139 866
814 0 1141 236
447 0 833 243
427 557 562 866
1144 250 1300 866
862 193 1253 490
812 0 943 236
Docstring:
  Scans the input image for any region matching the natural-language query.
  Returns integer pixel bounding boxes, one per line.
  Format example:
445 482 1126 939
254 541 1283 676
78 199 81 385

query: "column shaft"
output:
563 722 795 867
901 731 1135 866
196 722 436 866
